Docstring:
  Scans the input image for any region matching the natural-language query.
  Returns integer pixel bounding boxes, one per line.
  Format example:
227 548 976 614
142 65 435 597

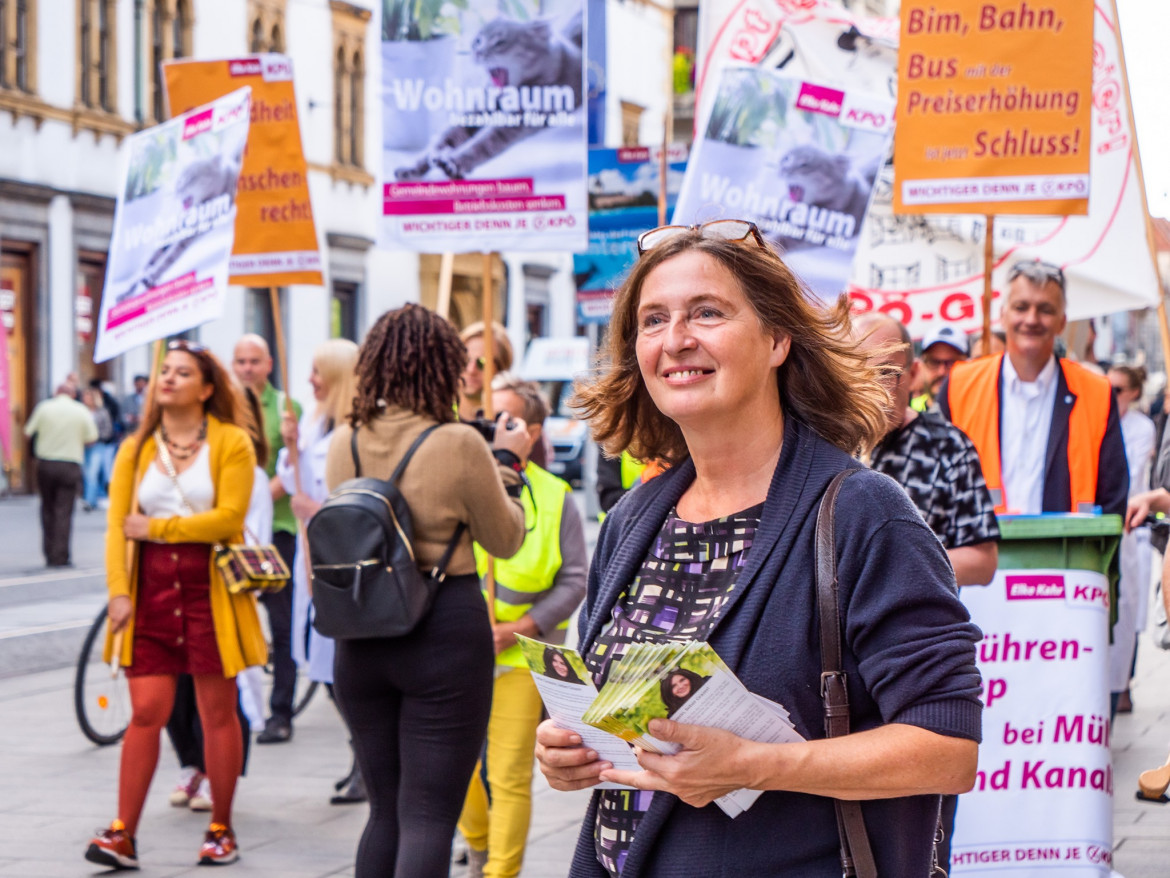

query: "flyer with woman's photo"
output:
517 637 805 817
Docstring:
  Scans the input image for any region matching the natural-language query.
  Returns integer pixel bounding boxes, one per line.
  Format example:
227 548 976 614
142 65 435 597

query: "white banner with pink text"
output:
94 88 250 363
952 567 1113 877
694 0 1159 339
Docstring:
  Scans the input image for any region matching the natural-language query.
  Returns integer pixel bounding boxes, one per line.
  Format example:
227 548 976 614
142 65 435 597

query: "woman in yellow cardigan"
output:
86 340 266 870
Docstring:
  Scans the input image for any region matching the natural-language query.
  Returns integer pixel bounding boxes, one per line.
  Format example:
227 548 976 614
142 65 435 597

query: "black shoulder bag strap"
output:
815 469 878 878
350 423 467 581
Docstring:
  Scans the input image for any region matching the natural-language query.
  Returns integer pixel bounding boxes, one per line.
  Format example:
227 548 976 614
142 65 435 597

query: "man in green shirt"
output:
233 334 303 743
24 383 98 567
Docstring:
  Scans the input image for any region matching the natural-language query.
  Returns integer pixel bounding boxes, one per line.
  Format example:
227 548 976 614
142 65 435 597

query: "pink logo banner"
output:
1004 575 1066 600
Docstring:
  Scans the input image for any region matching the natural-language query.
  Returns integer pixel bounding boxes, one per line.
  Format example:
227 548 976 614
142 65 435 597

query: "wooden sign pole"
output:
436 253 455 320
982 215 996 355
267 286 312 591
480 253 498 626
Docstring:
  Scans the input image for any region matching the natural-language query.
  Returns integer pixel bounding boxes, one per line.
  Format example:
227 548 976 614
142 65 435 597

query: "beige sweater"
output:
325 405 525 576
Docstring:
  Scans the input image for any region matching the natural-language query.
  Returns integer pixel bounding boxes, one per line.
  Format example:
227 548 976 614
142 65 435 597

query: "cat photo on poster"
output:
381 0 588 253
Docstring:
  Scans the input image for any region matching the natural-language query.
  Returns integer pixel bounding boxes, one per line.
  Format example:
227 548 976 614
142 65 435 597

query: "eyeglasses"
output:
1008 260 1065 291
471 357 502 372
636 219 767 255
167 339 209 355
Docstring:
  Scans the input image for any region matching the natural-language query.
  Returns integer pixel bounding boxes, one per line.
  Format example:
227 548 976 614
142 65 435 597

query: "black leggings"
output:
333 573 494 878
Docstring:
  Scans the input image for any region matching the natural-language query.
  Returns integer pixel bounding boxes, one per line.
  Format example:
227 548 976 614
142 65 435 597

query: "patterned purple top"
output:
582 502 763 876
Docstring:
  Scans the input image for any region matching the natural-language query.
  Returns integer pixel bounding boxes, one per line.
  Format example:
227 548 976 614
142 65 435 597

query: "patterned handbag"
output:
154 431 290 595
213 539 291 595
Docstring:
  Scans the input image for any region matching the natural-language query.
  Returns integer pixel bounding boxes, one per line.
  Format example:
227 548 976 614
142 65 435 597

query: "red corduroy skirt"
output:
127 542 225 678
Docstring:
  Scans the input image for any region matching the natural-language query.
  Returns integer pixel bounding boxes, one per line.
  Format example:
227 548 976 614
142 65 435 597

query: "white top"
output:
245 464 274 544
137 444 213 517
1120 408 1155 497
276 412 333 505
1000 355 1059 515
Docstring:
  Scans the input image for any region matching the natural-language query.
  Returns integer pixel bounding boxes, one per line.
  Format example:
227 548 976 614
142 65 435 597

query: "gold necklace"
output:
160 417 207 461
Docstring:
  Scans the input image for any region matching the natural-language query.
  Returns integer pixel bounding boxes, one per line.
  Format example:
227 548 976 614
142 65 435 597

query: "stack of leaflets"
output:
516 636 804 818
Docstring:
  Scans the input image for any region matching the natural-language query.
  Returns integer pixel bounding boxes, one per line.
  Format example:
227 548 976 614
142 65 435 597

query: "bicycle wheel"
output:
74 606 131 746
293 679 318 717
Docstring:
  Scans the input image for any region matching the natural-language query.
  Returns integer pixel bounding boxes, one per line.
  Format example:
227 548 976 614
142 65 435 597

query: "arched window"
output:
173 0 189 57
349 50 363 168
334 46 346 164
270 23 282 52
80 0 92 106
98 0 112 110
151 3 166 121
14 0 31 92
250 18 264 52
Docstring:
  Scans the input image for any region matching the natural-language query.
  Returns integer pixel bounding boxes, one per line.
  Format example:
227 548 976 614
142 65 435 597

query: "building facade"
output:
0 0 673 492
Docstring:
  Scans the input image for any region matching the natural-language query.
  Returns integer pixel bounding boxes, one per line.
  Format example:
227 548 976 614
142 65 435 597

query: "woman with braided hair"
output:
324 304 529 877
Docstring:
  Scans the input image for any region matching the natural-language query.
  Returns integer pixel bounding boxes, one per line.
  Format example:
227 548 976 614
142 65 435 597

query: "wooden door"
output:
0 248 34 492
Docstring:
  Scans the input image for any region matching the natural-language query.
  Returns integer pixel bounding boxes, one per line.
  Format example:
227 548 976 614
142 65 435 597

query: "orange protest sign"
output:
893 1 1094 216
163 55 323 286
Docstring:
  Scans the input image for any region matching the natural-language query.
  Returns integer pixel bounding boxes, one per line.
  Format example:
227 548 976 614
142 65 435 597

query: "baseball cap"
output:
920 325 970 358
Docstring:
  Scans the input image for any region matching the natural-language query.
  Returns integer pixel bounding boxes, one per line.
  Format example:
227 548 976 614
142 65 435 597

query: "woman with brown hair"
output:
324 304 528 877
86 340 265 869
536 221 983 876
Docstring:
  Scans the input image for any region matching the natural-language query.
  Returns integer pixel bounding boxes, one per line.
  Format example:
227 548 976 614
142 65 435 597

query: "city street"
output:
0 493 1168 876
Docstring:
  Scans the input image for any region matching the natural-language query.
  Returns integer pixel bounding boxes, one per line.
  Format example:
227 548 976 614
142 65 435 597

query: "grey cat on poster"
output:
394 12 583 182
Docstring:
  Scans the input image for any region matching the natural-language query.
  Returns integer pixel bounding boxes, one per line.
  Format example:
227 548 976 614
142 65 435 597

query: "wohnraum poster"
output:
381 0 588 252
673 65 893 301
94 88 250 363
575 144 688 324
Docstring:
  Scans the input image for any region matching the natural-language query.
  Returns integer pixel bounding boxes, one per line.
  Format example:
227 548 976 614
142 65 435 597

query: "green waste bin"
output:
996 513 1123 629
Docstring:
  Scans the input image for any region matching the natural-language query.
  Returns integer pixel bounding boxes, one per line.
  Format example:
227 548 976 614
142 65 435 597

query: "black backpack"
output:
307 424 464 640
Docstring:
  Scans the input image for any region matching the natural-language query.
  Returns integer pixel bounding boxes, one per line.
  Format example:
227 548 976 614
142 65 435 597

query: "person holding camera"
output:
457 375 588 878
324 305 528 878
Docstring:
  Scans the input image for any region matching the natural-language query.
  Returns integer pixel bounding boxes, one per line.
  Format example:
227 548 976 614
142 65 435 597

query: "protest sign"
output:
674 65 893 301
163 55 323 286
696 0 1158 339
94 89 250 364
850 1 1158 338
575 144 688 324
953 567 1113 876
893 0 1094 215
380 0 588 252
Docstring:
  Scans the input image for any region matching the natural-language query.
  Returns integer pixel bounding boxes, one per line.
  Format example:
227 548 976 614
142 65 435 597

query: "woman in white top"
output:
1109 365 1155 713
277 339 359 686
86 340 264 870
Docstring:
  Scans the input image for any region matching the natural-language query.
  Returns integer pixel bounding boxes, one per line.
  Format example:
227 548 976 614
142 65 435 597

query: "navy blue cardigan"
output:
568 419 983 877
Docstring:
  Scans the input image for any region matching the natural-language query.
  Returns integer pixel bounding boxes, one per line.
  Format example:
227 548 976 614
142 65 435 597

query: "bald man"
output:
232 334 303 743
855 314 999 588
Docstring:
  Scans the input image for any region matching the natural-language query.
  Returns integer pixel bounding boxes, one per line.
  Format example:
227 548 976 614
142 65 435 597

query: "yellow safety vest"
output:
620 450 646 489
474 462 570 668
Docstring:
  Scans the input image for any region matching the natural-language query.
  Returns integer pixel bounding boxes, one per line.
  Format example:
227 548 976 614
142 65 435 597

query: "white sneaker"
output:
169 766 202 807
189 776 213 812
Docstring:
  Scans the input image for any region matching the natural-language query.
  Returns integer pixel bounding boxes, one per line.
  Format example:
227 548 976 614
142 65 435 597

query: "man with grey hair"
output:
939 260 1128 517
855 313 999 586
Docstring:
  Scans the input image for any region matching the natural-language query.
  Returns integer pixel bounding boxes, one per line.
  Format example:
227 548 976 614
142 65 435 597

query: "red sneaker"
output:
198 823 239 866
85 819 139 870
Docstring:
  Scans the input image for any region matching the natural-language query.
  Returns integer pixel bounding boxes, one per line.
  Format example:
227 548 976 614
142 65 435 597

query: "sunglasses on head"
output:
167 339 209 355
1008 260 1065 290
636 219 767 255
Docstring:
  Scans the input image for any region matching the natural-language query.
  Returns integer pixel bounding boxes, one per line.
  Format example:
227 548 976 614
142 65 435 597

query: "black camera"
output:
467 413 514 443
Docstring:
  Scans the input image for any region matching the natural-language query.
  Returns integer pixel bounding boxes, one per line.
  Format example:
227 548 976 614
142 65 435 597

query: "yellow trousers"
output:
458 667 544 878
